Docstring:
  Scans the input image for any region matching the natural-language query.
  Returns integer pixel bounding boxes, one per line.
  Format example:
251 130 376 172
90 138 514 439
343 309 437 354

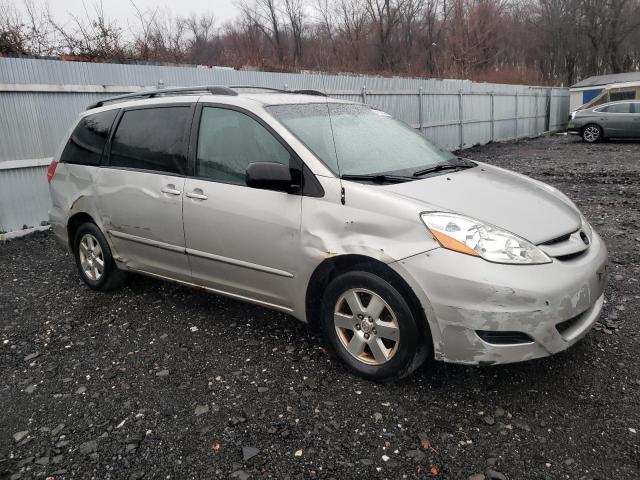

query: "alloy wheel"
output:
79 233 104 281
583 126 600 142
333 288 400 365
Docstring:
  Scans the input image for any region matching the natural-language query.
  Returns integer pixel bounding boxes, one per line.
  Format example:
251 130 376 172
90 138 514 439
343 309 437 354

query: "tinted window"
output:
110 107 191 174
633 102 640 114
60 110 118 166
196 107 290 184
604 103 632 114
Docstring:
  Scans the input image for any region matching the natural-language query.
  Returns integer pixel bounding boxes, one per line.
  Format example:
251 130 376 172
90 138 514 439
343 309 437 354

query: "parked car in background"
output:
568 100 640 142
48 86 608 381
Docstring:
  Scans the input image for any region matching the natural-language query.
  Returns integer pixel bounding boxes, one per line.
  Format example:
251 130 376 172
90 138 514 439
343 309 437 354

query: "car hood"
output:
381 163 581 244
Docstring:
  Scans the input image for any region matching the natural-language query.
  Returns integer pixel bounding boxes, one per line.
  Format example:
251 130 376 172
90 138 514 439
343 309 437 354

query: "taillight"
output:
47 161 58 183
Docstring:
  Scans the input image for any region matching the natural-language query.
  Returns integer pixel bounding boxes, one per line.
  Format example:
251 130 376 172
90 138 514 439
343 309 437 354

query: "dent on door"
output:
182 178 302 311
95 169 190 280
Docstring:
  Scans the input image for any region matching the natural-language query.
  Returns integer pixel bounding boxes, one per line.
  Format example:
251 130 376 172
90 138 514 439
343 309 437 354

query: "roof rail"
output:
292 89 327 97
228 85 285 93
229 85 327 96
87 85 329 109
87 85 238 109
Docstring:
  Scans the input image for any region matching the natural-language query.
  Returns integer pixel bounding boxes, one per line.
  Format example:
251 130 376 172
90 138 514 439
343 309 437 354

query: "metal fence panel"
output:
0 58 569 232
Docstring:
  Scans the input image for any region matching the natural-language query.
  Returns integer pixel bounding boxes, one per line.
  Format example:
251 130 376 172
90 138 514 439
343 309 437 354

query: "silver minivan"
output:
48 86 608 381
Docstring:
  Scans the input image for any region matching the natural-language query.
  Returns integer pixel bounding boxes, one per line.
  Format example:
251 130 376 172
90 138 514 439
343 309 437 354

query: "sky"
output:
24 0 240 29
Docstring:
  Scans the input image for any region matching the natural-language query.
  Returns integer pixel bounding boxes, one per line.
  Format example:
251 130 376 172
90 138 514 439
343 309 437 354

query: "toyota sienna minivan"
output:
48 86 608 381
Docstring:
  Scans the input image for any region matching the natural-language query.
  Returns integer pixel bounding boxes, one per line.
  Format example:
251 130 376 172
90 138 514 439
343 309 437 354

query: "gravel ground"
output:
1 135 639 480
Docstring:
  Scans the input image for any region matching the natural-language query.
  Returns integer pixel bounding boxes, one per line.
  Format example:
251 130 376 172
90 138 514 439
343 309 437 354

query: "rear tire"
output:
73 223 126 291
582 124 602 143
320 270 427 381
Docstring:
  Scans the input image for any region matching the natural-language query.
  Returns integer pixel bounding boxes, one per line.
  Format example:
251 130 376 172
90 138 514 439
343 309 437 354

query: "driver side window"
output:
196 107 291 185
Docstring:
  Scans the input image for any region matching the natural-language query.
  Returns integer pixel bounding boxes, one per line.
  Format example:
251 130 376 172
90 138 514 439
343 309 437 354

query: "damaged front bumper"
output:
391 230 608 365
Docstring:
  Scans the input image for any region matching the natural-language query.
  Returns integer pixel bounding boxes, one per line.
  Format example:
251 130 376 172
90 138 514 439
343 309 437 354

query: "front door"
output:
97 105 193 280
182 105 302 311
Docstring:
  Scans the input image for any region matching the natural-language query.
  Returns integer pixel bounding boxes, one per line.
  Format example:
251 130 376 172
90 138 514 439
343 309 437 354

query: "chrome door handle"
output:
186 189 208 200
161 185 181 195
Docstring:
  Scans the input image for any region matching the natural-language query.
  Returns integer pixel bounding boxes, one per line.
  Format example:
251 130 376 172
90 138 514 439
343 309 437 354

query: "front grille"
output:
555 250 588 262
476 330 534 345
540 232 572 246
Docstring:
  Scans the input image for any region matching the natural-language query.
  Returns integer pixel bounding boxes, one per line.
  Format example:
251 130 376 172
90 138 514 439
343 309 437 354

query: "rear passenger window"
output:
605 103 632 114
109 107 191 175
61 110 118 166
196 107 290 185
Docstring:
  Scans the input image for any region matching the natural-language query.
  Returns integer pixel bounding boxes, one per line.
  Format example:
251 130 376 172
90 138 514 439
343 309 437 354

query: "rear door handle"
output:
185 189 208 200
161 185 181 196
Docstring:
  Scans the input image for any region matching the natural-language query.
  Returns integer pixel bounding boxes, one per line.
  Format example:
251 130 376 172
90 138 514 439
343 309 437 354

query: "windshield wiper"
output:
412 159 475 178
341 174 412 184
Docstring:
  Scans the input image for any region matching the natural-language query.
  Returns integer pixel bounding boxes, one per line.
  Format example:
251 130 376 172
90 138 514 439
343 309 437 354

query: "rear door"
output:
632 102 640 137
182 104 302 311
97 104 194 280
597 103 634 136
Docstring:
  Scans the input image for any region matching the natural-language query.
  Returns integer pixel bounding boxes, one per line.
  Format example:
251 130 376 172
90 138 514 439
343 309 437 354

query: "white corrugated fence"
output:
0 57 569 233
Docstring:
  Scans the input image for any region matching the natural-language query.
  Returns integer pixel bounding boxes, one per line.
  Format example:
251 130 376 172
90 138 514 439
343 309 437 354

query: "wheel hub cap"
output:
360 318 373 334
333 288 400 366
79 233 104 281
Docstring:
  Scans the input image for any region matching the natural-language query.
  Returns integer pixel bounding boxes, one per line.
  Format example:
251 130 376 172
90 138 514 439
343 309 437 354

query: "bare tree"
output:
283 0 305 63
365 0 406 70
239 0 287 64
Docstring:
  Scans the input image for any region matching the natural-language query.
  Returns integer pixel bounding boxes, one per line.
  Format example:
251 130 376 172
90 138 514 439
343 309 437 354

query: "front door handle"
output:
185 189 208 200
161 184 181 196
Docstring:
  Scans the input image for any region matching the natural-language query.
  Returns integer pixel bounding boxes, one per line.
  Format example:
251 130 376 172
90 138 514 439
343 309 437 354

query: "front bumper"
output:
567 122 581 134
391 231 608 365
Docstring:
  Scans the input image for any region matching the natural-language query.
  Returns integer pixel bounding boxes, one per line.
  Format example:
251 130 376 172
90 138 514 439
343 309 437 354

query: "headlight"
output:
421 212 551 264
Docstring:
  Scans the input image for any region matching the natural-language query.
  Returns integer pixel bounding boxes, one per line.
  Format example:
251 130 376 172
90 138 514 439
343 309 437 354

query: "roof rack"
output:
87 85 238 109
87 85 328 109
228 85 285 93
292 89 327 97
229 86 327 96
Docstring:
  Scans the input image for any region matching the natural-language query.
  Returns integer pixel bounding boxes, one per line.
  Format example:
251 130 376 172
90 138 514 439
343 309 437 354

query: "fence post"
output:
490 92 495 142
534 92 539 136
361 85 367 104
418 87 424 135
458 90 464 150
546 89 552 132
514 92 518 139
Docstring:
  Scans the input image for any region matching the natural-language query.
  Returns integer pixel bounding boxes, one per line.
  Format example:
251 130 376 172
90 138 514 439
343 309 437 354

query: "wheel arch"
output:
305 254 432 352
67 212 97 249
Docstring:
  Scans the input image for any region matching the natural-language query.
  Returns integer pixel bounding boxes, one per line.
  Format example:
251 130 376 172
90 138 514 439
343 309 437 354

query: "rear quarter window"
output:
60 110 118 166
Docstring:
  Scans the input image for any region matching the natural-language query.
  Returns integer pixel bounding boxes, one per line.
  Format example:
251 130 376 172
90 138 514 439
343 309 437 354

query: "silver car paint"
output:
49 92 608 366
569 100 640 138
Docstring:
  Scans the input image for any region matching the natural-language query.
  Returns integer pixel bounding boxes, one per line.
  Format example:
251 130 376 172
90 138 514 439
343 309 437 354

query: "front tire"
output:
73 223 126 291
320 271 427 381
582 124 602 143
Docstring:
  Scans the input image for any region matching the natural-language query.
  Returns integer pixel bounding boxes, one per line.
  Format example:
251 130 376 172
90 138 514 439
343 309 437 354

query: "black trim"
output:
476 330 534 345
87 86 237 109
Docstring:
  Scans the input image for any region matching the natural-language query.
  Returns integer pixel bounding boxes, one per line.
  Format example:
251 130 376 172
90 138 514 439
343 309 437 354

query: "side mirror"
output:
246 162 294 192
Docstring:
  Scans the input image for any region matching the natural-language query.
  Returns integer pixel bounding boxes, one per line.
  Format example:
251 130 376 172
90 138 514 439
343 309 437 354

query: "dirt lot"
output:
1 135 639 480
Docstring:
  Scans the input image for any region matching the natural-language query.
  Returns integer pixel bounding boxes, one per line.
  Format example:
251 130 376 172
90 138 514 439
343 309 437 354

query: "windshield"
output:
266 103 455 176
